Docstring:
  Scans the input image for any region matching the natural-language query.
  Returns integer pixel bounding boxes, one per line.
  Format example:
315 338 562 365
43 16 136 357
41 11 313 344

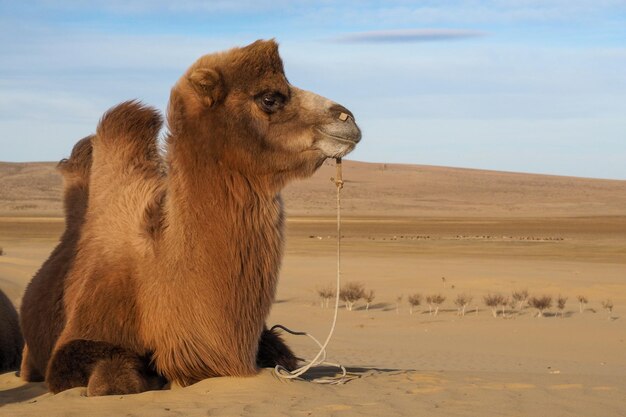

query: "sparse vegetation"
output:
426 294 446 316
556 295 567 317
309 283 614 325
364 289 375 311
512 289 529 311
395 295 403 314
317 285 335 309
454 294 472 317
601 299 614 320
339 282 365 311
0 247 3 256
529 295 552 317
500 296 510 318
407 293 422 315
483 294 505 318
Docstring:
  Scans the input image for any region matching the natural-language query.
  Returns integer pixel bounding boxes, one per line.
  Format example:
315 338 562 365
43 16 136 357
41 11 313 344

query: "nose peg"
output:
330 104 354 122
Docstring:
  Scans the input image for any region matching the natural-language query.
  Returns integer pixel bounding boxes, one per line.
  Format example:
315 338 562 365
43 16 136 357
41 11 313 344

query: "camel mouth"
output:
315 128 360 145
315 123 361 145
313 127 360 158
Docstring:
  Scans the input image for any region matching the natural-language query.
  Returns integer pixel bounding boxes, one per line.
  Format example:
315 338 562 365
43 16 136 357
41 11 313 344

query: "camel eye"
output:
257 92 285 114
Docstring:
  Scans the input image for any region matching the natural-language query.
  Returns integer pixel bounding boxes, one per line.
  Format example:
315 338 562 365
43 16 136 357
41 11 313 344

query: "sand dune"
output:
2 159 626 217
1 160 625 416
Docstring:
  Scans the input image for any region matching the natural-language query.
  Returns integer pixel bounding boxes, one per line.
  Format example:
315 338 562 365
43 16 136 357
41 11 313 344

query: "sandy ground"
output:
1 212 625 416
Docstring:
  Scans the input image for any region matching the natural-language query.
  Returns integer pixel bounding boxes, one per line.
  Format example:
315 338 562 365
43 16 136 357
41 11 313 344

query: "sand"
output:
1 161 625 416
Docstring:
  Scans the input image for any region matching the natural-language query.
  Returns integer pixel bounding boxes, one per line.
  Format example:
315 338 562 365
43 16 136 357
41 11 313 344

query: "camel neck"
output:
163 142 284 259
62 184 88 236
147 138 285 381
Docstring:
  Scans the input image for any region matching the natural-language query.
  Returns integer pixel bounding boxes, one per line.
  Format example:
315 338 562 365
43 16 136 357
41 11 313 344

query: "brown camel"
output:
21 137 297 392
0 289 23 373
46 39 360 393
19 136 93 382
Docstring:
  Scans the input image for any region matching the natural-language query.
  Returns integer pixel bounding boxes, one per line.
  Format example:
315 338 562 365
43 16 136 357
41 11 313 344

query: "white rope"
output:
271 158 348 384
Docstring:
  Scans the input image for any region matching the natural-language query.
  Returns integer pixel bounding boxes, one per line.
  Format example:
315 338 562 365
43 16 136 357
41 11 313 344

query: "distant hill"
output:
1 160 625 218
0 162 63 216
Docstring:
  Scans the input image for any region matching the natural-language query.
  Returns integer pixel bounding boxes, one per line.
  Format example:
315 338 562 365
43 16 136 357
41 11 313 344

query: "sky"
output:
1 1 625 179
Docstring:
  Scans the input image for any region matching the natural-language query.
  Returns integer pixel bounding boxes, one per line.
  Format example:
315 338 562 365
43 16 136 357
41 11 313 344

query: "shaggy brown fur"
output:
47 339 165 395
0 289 23 373
19 137 295 391
47 39 360 391
19 136 93 381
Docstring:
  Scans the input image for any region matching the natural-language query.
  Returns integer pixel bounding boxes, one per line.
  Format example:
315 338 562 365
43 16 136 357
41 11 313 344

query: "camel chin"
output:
315 135 358 159
314 120 361 159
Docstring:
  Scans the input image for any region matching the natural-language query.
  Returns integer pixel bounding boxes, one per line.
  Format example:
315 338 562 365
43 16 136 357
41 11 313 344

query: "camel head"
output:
168 39 361 186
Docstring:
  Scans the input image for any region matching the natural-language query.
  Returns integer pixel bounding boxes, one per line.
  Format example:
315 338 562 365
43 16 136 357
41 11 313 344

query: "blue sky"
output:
1 1 625 179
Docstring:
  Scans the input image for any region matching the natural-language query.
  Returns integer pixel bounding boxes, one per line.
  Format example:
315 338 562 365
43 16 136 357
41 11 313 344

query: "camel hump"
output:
57 135 93 179
87 101 166 252
95 100 163 153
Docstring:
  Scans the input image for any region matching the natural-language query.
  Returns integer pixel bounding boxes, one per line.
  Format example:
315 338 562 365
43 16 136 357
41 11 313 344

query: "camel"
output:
21 136 298 393
0 289 23 373
19 136 93 382
45 39 361 394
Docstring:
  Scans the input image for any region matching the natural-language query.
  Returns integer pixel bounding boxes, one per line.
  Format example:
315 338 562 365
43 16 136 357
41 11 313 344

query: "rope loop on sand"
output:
271 158 348 385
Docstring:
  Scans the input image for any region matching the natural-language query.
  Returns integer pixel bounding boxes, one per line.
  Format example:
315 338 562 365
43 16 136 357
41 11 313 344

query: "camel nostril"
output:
329 104 355 121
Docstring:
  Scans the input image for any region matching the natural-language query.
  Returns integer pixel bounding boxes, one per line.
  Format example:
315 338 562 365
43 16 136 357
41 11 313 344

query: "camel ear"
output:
188 68 224 107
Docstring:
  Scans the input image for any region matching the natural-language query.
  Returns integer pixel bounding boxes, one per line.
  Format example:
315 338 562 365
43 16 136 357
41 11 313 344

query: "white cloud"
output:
333 29 486 43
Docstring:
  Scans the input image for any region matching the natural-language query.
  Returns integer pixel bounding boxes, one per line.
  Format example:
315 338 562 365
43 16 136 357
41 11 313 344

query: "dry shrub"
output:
500 296 510 317
426 294 446 316
395 295 403 314
512 289 529 310
557 295 567 317
454 294 472 317
529 295 552 317
364 289 375 311
577 295 588 313
483 293 505 318
0 247 3 256
339 282 365 311
601 299 614 320
408 293 422 315
317 285 335 309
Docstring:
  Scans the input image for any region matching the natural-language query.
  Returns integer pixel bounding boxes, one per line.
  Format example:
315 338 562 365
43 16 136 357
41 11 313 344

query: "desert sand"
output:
1 160 625 416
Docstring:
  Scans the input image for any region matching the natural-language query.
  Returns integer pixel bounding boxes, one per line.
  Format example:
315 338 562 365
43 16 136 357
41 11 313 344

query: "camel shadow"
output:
0 378 48 406
297 365 409 383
